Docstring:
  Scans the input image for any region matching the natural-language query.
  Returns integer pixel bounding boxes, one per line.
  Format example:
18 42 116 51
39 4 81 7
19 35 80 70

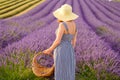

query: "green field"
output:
0 0 45 19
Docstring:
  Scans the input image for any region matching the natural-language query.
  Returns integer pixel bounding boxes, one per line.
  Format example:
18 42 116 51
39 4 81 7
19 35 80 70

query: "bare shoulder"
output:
59 22 63 26
72 21 76 26
59 22 65 27
58 22 65 30
72 20 75 23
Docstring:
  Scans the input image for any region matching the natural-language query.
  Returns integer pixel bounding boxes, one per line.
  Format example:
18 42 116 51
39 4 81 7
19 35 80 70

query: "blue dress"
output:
54 22 76 80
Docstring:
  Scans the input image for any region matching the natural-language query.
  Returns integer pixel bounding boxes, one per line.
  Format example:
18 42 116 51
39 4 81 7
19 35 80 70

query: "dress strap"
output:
63 22 78 33
75 26 78 32
62 22 69 33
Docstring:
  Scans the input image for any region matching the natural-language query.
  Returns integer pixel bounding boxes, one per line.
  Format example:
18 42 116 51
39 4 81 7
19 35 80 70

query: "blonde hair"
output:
57 19 73 23
57 19 63 23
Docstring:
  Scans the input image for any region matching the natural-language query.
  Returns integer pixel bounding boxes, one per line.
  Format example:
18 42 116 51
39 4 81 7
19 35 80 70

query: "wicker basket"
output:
32 52 54 77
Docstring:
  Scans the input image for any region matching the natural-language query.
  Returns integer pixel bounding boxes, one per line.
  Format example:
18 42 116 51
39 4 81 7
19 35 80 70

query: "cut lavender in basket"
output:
36 54 54 68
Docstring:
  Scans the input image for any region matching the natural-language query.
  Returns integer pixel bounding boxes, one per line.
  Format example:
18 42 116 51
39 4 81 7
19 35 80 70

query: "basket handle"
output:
42 51 54 58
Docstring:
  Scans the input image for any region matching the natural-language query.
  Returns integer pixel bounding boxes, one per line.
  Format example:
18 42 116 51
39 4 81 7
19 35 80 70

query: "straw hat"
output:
53 4 79 21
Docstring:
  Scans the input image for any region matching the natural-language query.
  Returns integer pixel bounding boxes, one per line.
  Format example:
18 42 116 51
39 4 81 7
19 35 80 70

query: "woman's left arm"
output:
43 23 65 54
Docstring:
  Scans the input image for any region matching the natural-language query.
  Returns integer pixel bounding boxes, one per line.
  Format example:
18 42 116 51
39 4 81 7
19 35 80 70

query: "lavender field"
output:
0 0 120 80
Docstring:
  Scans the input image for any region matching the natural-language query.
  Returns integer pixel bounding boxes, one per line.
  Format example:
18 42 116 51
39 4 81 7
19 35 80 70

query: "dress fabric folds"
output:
54 22 76 80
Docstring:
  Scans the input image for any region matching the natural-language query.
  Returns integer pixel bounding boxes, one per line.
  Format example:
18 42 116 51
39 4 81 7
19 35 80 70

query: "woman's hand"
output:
43 48 52 55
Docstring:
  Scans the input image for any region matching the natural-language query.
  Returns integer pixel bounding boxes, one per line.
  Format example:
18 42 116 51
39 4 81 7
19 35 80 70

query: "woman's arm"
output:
71 30 78 49
43 23 65 54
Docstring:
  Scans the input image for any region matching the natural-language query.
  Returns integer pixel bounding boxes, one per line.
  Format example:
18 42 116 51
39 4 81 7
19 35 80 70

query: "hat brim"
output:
53 9 79 21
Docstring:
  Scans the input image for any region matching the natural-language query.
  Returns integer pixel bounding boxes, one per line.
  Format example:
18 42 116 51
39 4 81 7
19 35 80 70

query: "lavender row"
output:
86 0 120 30
0 0 73 53
26 0 67 25
1 17 120 76
0 0 64 33
75 0 120 75
103 0 120 10
92 0 120 22
18 0 60 23
0 0 120 76
0 1 59 48
75 19 120 76
0 19 45 49
96 0 120 20
0 0 71 49
0 1 71 57
86 0 120 52
2 0 59 25
9 0 52 20
79 0 120 53
27 0 73 25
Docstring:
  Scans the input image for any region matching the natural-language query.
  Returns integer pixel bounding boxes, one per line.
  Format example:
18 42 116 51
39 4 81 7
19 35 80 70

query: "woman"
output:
43 4 79 80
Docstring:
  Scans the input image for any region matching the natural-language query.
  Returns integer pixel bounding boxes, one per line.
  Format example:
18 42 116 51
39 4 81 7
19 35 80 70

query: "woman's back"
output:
44 4 79 80
63 21 77 35
54 21 76 80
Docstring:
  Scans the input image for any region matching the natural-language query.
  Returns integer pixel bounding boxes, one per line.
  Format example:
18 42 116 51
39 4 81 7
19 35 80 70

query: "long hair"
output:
57 19 73 23
57 19 63 22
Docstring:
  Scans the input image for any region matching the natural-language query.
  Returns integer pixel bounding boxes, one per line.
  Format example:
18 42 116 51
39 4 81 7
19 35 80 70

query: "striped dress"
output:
54 22 76 80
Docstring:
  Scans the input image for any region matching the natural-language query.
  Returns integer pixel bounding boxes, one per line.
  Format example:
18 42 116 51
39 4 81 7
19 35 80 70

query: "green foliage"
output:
0 0 32 14
96 26 109 35
0 50 47 80
0 65 47 80
76 64 97 80
0 0 20 6
113 0 120 2
0 0 45 19
76 64 120 80
0 0 25 10
0 50 120 80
